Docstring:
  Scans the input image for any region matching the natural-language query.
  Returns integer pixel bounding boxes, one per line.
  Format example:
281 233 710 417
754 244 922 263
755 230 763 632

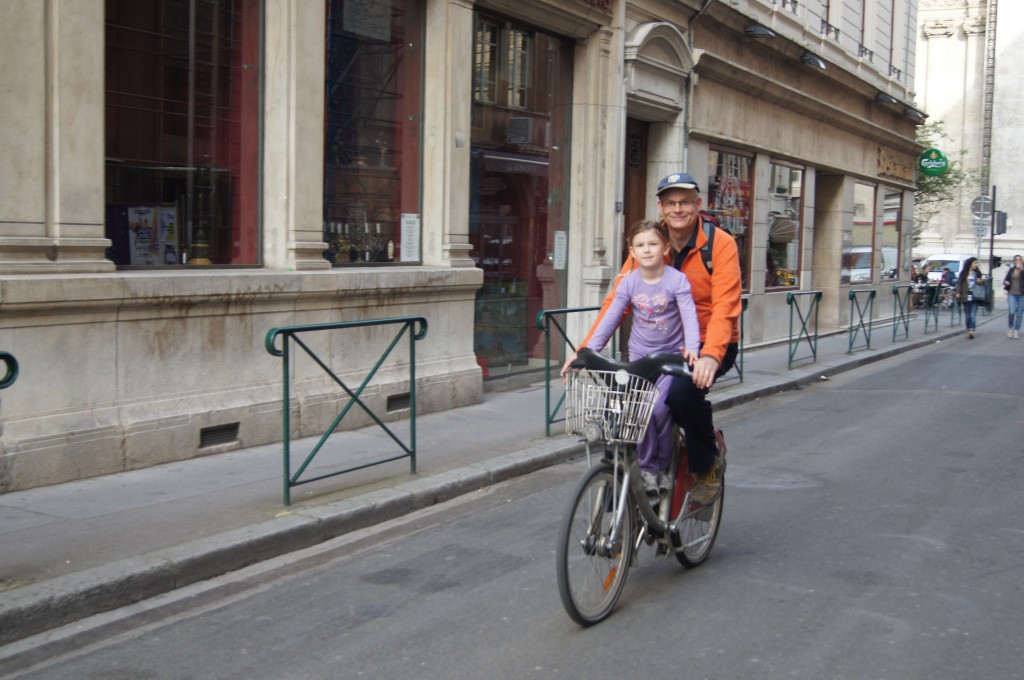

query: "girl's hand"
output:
560 352 577 384
681 348 698 366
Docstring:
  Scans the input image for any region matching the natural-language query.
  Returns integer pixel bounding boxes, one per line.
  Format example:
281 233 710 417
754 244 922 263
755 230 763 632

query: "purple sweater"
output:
585 267 700 360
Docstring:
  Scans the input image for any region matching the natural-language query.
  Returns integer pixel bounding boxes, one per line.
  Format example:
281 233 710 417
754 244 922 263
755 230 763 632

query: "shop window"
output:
766 163 803 288
469 12 571 378
105 0 262 266
881 189 902 280
843 182 877 284
707 149 753 290
323 0 424 265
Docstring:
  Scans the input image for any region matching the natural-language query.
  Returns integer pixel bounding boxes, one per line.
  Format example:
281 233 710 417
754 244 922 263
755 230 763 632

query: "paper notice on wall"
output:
158 206 178 264
400 213 421 262
553 231 567 270
128 207 159 265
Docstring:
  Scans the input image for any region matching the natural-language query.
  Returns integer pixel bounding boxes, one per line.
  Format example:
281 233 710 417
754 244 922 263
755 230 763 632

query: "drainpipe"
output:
682 0 715 168
980 0 997 195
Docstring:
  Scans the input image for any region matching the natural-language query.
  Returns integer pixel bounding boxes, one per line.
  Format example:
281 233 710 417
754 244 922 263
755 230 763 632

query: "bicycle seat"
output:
569 347 690 383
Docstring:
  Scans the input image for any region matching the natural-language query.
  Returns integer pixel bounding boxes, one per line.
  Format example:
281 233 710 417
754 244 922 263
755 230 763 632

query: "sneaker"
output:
1016 331 1020 339
640 470 660 498
1009 329 1014 338
691 456 725 505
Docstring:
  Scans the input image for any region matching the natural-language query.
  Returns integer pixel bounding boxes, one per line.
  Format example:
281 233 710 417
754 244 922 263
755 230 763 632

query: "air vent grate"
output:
200 422 239 448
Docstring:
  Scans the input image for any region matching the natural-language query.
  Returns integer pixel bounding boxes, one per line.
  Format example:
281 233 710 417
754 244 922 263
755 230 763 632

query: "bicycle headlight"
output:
583 419 604 444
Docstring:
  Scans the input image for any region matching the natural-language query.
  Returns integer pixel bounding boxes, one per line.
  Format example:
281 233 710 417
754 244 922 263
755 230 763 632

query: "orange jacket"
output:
582 217 742 365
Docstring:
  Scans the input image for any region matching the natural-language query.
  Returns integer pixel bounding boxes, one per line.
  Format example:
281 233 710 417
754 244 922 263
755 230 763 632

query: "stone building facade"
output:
0 0 921 491
915 0 1024 271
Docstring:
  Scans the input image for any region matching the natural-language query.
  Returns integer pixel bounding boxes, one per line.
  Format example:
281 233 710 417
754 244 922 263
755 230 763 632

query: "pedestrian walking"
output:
954 257 985 339
1004 254 1024 339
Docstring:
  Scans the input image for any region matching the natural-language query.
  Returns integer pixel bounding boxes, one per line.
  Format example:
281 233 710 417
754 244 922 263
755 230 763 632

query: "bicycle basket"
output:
564 369 659 444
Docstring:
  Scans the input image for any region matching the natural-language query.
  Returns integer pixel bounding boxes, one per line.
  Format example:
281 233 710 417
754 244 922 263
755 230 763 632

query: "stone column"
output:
568 22 622 318
262 0 331 270
422 0 475 267
0 0 114 273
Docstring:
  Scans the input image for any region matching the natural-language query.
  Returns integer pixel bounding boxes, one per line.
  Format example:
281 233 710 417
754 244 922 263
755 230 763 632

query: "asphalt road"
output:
3 332 1023 680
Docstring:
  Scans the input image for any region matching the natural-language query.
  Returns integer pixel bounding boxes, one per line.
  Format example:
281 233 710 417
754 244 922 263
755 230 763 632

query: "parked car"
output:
920 253 973 284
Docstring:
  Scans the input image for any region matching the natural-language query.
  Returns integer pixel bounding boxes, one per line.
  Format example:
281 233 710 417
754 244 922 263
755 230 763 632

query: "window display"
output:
766 163 803 288
105 0 261 266
323 0 423 265
707 149 752 289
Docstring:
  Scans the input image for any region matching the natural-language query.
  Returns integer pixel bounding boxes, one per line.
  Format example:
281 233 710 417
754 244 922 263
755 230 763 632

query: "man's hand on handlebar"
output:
690 355 719 390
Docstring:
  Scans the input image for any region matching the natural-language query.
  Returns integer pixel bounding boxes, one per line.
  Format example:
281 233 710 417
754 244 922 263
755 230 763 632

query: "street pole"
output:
988 185 997 311
989 185 997 272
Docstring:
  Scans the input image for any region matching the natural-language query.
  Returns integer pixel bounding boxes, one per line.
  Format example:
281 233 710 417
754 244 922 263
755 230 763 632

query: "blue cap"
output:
656 172 701 196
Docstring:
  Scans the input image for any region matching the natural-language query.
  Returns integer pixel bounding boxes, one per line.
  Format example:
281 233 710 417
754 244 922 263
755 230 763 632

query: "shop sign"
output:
918 148 949 177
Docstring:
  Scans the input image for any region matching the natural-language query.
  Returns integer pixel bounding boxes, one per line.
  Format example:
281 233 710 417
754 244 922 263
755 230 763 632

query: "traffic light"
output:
996 211 1008 235
992 255 1003 268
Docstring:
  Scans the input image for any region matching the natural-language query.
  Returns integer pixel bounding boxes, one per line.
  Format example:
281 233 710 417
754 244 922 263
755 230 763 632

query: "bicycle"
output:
556 347 726 625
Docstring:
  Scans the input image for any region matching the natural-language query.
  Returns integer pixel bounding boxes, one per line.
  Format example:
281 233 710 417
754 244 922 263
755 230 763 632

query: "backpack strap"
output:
700 214 715 274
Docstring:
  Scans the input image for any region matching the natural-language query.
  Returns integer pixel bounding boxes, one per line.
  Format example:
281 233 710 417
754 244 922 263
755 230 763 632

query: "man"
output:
565 172 742 503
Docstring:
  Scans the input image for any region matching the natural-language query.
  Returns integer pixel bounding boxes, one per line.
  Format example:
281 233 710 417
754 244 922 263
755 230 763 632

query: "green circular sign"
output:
919 148 949 177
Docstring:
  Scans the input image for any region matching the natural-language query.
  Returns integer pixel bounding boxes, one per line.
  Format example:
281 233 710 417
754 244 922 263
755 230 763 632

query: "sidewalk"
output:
0 306 1006 646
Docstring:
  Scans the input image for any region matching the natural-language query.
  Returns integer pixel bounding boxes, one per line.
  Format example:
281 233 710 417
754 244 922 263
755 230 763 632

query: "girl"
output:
955 257 985 339
579 220 700 493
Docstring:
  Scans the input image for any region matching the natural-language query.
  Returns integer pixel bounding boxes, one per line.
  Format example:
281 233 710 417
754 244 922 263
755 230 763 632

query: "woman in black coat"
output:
954 257 985 339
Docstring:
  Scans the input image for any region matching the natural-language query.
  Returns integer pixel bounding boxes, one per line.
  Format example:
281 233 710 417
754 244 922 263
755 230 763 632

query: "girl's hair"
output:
958 257 980 284
626 219 667 248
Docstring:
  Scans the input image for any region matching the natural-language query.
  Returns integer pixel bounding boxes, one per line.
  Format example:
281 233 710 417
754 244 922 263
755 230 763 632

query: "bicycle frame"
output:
589 431 711 553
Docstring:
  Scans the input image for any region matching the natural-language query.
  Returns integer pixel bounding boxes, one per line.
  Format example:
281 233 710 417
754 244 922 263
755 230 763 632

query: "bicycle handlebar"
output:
569 347 691 383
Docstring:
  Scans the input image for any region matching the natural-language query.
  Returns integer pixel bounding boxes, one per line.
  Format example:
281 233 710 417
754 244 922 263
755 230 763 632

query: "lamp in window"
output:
744 24 776 39
801 52 827 70
875 92 899 105
768 211 798 244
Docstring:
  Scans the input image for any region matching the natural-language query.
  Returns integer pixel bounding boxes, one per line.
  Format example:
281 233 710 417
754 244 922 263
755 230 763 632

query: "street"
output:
3 331 1023 679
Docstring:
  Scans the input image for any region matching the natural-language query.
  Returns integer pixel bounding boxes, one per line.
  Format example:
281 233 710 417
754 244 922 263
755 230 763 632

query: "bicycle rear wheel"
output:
556 463 634 626
673 487 723 568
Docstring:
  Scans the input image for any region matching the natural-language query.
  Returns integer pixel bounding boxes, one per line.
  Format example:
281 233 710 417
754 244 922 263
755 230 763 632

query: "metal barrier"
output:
535 306 609 436
847 289 876 353
0 352 18 389
265 317 428 505
891 285 913 342
949 297 962 327
786 290 822 368
922 284 945 333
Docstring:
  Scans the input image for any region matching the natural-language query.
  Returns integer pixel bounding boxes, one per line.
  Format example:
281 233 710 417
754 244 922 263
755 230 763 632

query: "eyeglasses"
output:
661 199 697 210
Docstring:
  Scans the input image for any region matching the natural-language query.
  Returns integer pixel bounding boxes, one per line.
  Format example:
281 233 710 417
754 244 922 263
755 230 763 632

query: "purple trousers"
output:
637 373 675 474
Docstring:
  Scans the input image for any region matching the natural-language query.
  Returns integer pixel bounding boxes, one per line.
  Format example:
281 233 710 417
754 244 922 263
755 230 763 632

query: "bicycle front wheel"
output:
556 463 634 626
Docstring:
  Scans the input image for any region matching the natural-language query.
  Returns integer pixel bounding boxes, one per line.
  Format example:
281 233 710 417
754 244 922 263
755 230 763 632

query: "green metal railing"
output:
892 285 913 342
787 290 822 368
847 289 876 353
0 352 18 389
535 306 610 436
922 284 943 333
265 317 428 505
